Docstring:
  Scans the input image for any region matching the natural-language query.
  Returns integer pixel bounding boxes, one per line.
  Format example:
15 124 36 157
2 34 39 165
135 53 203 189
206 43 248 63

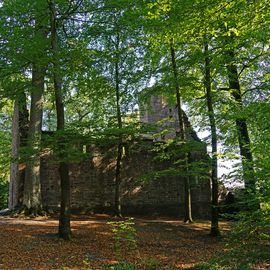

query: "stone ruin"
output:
38 96 211 218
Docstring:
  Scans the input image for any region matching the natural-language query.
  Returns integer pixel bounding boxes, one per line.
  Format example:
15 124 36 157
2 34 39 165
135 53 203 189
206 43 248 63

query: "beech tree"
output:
22 2 48 214
169 41 193 223
0 0 48 213
9 100 19 210
204 42 220 236
23 64 46 213
48 0 74 240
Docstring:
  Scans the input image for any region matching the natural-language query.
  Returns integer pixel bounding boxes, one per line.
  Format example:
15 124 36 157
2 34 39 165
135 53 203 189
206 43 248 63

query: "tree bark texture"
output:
9 100 20 210
17 92 29 207
23 64 45 213
170 42 193 223
204 43 220 236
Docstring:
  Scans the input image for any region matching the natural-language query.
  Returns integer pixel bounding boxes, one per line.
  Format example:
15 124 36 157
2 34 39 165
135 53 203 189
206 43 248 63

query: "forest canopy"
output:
0 0 269 257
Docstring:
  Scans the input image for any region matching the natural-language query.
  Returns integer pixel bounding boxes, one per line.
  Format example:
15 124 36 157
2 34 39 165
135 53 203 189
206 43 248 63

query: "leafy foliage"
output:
0 0 270 267
108 218 139 261
0 178 8 209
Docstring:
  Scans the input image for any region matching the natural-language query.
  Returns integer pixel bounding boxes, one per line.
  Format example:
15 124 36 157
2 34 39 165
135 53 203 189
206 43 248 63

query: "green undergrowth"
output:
189 210 270 270
0 177 8 209
105 259 162 270
188 241 270 269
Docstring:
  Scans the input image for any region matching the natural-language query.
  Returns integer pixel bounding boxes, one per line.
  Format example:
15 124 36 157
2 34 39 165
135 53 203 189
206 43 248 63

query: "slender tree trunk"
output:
114 34 123 217
9 94 29 210
9 100 20 210
23 64 45 214
225 49 255 193
170 41 193 223
17 92 29 207
49 0 71 240
115 142 122 217
204 43 220 236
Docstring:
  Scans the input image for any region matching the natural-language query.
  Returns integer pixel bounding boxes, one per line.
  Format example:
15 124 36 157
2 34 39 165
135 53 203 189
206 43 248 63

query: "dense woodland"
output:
0 0 270 269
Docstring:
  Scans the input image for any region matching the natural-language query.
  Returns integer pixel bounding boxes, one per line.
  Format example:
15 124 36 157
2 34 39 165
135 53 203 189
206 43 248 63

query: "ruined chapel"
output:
38 97 211 218
15 97 211 218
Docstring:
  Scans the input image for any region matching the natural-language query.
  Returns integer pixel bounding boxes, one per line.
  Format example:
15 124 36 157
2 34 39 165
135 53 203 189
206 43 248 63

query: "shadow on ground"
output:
0 215 229 270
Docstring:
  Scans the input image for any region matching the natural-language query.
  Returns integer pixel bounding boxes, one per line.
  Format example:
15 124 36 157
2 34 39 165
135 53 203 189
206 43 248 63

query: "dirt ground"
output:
0 214 230 270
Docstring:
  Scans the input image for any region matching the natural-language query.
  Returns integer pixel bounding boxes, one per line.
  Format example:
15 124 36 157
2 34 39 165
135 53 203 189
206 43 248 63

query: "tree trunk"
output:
114 34 123 217
49 0 71 240
204 42 220 236
183 175 192 223
225 49 255 193
23 64 45 214
115 142 122 217
9 94 29 210
170 41 193 223
9 100 20 210
17 92 29 207
18 92 30 148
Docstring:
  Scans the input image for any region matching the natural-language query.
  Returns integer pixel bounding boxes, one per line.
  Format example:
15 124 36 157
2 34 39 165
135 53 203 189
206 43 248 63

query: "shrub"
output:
108 218 139 261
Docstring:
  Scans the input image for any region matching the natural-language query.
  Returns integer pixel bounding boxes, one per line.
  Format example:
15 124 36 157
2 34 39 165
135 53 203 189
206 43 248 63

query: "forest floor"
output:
0 214 230 270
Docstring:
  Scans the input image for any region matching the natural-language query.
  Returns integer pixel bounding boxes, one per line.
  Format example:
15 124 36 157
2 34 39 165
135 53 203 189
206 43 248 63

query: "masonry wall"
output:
40 141 211 218
140 96 201 141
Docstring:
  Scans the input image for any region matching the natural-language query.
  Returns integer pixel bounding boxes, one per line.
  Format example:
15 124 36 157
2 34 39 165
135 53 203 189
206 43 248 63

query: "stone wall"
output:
40 141 211 218
140 96 201 141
